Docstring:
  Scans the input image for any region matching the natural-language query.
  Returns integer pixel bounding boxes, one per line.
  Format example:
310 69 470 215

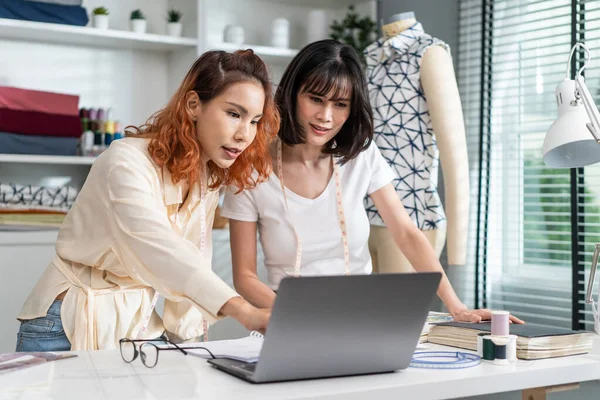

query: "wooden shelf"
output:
0 154 95 165
208 42 299 61
0 18 197 52
271 0 367 7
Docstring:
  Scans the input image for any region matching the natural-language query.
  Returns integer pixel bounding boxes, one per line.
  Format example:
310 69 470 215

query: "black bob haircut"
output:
274 39 373 165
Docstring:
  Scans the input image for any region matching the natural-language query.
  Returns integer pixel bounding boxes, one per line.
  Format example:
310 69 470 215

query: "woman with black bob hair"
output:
222 39 523 324
276 39 373 164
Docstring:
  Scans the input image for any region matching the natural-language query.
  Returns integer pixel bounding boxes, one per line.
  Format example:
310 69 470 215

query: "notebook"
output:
427 322 595 359
168 332 264 363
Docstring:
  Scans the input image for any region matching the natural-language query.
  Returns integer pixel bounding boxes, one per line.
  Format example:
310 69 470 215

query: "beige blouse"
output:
18 137 239 351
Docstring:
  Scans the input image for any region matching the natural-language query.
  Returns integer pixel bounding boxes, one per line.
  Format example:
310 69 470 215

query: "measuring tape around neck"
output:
276 139 350 277
137 170 209 342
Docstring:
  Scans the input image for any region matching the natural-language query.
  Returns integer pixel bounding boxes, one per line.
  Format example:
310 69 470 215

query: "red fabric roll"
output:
0 86 79 116
0 109 81 137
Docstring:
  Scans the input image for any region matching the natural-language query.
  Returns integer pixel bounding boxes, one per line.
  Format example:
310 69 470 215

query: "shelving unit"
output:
0 154 95 165
0 18 197 52
207 41 299 62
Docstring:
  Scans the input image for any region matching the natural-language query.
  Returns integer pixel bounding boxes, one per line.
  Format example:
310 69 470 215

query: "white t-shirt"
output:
221 142 397 289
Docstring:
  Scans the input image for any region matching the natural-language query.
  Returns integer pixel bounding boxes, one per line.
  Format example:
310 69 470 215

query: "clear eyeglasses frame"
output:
119 338 215 368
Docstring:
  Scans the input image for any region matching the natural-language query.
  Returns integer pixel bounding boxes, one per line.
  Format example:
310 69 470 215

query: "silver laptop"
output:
208 272 441 383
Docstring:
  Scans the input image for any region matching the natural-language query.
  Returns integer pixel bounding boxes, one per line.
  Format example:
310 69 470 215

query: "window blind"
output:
457 0 598 331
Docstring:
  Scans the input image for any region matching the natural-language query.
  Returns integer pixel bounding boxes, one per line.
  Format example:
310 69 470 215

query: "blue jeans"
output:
16 300 71 352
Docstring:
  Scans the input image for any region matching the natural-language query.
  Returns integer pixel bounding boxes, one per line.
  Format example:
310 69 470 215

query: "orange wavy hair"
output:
127 50 279 190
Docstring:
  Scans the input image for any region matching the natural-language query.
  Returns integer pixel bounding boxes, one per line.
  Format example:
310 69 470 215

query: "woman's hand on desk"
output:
451 307 525 324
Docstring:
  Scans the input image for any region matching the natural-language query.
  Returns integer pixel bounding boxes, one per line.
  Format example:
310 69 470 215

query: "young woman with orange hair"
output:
16 49 279 352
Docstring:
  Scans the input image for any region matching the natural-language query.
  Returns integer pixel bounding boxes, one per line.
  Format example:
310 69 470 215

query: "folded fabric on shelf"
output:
0 0 89 26
0 131 78 155
0 109 81 137
0 182 78 212
0 211 66 228
0 86 79 117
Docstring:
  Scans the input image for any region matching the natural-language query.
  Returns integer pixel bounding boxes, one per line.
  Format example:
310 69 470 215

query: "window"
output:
458 0 598 331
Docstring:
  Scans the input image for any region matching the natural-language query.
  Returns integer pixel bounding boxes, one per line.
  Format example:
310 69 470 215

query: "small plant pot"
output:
167 22 182 37
93 14 109 30
130 19 147 34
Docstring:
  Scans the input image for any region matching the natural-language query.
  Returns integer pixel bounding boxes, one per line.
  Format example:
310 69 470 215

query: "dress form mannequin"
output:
364 12 469 273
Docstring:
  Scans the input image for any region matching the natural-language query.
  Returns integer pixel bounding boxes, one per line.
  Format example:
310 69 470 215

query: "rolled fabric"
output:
0 131 78 155
0 109 81 137
0 0 89 26
25 0 83 6
0 86 79 117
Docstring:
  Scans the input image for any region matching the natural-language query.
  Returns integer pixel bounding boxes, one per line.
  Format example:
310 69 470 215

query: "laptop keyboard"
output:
236 363 257 372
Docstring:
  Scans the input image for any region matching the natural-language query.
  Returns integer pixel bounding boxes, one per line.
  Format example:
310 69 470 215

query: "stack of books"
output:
420 312 453 343
427 322 595 360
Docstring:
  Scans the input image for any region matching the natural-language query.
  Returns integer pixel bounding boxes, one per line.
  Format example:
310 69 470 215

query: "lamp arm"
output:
587 244 600 304
575 75 600 143
588 244 600 335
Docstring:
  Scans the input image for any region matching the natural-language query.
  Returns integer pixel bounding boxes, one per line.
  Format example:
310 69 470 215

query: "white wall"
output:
377 0 459 67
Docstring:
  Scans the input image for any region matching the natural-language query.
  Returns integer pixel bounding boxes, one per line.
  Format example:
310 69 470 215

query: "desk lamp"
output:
543 42 600 358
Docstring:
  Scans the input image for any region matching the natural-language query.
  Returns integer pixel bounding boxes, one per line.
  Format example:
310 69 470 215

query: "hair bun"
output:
235 49 255 57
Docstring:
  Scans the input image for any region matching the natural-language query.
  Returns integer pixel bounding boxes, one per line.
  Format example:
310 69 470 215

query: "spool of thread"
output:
114 121 123 140
477 332 491 357
481 335 514 365
105 121 114 135
491 311 510 336
104 121 114 147
506 334 517 362
491 336 510 365
482 336 496 361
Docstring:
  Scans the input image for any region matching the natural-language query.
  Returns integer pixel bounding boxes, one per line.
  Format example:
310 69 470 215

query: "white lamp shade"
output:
543 79 600 167
543 108 600 167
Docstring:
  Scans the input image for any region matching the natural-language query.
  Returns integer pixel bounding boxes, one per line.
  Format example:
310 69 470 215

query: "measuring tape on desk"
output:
410 351 481 369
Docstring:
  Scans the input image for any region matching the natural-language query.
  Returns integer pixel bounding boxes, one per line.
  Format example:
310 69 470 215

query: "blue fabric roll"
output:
0 131 78 155
25 0 82 6
0 0 89 26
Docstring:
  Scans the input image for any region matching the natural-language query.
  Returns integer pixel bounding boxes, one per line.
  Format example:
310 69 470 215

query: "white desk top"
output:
1 344 600 400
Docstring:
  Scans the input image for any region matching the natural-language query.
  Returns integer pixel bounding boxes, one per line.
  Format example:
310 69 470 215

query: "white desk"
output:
1 345 600 400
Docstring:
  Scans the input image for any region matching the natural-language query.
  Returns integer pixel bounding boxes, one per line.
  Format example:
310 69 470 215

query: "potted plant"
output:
330 5 377 66
166 9 183 37
92 7 109 30
130 9 147 34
